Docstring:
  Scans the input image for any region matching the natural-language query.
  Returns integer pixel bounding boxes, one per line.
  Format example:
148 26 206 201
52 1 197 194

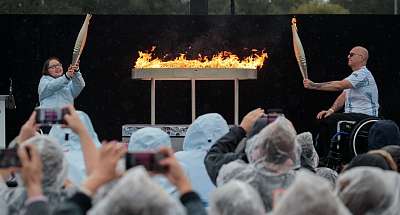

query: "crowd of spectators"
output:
1 106 400 215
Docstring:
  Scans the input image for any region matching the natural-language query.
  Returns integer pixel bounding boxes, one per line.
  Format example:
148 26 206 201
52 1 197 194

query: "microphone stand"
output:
6 78 16 109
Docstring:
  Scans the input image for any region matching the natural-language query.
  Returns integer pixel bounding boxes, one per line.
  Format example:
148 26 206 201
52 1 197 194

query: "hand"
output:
303 79 314 89
74 60 80 70
18 144 43 198
158 147 192 195
17 111 39 143
240 108 265 134
66 63 79 78
63 105 87 135
316 109 334 119
63 179 75 188
82 141 127 195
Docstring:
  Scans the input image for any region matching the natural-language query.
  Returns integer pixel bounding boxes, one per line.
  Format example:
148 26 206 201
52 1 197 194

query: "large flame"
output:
134 47 267 69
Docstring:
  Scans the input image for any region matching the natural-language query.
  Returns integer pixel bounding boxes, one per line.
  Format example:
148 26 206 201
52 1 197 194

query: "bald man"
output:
303 46 379 161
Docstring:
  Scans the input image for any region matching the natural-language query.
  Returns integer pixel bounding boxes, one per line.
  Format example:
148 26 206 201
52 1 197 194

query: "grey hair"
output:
23 135 68 189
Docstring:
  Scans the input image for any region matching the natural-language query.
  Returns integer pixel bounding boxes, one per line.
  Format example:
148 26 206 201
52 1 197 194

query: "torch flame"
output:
134 48 268 69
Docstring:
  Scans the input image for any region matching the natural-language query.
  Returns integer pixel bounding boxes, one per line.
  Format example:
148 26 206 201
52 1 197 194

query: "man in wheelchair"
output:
303 46 379 164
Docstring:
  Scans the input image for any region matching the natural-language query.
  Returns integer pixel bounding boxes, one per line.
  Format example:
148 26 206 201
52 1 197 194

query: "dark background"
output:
1 15 399 143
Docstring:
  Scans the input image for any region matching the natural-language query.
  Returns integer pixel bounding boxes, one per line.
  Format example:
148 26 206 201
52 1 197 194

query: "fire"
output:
134 47 267 69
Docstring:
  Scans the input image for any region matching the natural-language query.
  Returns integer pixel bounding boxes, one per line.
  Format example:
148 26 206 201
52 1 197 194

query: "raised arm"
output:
63 105 97 175
204 108 264 184
67 63 85 98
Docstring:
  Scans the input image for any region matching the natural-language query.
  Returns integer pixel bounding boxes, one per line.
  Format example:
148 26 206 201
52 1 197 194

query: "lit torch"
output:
291 17 308 80
72 14 92 65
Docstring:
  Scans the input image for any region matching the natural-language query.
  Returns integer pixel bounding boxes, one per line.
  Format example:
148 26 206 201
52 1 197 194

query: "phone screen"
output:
125 152 166 173
35 108 69 125
0 148 21 168
265 109 284 123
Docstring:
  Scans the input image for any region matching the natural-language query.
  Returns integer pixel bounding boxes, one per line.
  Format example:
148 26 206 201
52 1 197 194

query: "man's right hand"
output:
303 79 315 89
316 109 334 119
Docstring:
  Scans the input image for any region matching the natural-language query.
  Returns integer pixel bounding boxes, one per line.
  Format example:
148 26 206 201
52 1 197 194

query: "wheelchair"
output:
325 117 380 171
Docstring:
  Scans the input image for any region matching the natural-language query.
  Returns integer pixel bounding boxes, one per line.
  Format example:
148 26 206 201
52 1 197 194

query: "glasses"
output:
348 52 363 58
48 63 62 69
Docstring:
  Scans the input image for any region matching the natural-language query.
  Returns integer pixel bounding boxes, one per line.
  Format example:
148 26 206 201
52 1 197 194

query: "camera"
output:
262 108 284 123
0 148 21 168
125 152 167 173
35 107 70 126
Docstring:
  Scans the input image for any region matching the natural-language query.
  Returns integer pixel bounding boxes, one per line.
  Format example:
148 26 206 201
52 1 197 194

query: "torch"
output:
291 17 308 80
72 14 92 66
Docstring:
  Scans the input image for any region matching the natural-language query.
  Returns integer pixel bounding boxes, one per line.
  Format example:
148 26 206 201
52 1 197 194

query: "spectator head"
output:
22 135 67 190
183 113 229 151
246 116 297 172
210 180 266 215
216 160 248 186
128 127 171 152
49 110 101 151
296 132 319 171
382 145 400 172
315 167 338 188
368 150 397 171
345 153 392 171
88 167 185 215
273 170 350 215
368 120 400 150
337 167 400 214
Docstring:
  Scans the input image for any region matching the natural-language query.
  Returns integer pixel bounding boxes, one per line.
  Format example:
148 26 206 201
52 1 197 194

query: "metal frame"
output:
0 95 8 149
351 119 379 156
132 68 257 125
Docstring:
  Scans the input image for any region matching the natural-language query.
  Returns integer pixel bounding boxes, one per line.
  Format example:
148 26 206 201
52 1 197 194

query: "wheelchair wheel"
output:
349 118 379 156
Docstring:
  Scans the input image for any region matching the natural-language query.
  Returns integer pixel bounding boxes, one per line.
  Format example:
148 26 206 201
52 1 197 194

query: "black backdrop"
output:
1 15 399 143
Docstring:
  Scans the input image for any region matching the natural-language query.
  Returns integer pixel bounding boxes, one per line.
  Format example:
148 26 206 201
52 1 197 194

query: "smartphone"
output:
0 148 21 168
125 152 167 173
264 108 284 124
35 107 70 126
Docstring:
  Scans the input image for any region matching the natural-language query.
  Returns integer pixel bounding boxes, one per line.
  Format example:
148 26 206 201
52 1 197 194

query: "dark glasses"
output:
348 53 362 57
